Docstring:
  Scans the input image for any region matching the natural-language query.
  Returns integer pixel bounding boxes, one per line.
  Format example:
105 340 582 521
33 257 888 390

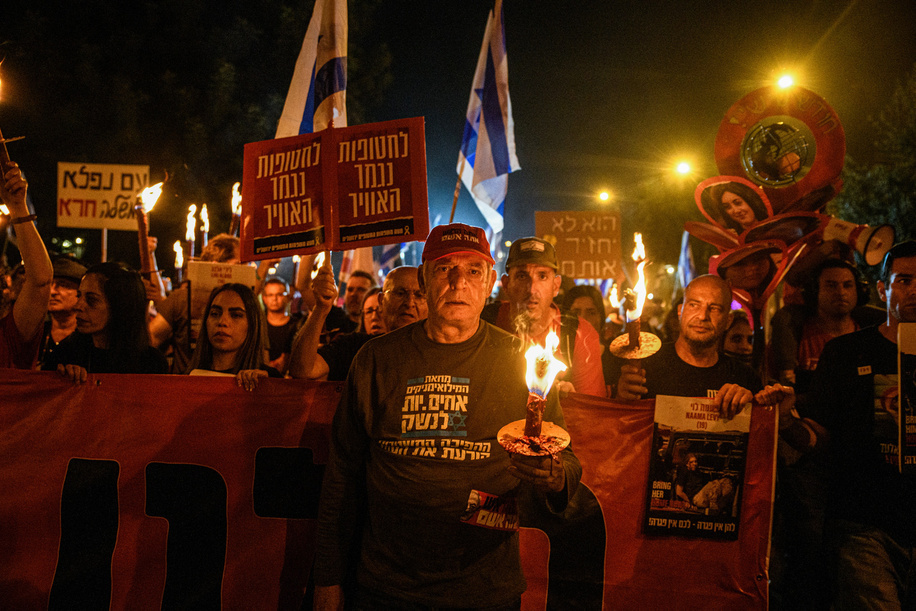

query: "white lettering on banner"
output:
338 132 409 163
549 214 617 234
264 199 313 230
256 142 321 179
350 189 401 218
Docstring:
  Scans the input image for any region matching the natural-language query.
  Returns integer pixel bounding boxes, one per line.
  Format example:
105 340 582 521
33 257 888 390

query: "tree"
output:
2 0 391 266
830 63 916 245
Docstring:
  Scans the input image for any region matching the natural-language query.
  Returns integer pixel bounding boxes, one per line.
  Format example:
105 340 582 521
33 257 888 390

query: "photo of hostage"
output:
699 179 771 234
675 453 737 516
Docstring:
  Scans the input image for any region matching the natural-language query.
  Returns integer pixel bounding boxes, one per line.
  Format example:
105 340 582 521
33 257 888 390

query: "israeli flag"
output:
457 0 520 237
276 0 347 137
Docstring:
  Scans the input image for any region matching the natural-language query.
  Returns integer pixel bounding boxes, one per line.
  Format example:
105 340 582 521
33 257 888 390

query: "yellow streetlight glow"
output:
598 190 611 202
675 161 691 175
777 74 794 89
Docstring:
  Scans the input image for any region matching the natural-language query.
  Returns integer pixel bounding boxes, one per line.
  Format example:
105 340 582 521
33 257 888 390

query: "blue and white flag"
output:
275 0 347 137
676 230 696 291
377 242 402 276
457 0 520 236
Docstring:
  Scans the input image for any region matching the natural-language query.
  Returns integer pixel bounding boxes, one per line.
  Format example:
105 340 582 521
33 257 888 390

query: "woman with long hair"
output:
186 283 279 390
709 182 768 233
43 261 168 381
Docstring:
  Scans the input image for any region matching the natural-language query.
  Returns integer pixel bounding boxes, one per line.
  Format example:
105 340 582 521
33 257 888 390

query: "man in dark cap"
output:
37 255 88 368
483 236 606 396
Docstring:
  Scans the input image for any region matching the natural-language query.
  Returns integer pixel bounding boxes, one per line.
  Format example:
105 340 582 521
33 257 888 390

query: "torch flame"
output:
627 233 648 323
312 252 327 279
524 331 568 398
137 182 163 214
173 241 183 269
185 204 197 241
0 204 9 216
231 182 242 215
200 204 209 233
608 283 620 309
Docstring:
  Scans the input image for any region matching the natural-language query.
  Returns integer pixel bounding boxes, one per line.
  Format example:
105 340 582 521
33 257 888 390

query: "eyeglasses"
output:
364 307 382 316
385 288 425 301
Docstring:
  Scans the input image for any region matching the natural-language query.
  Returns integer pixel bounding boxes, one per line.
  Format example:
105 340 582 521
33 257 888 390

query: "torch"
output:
173 240 184 285
200 204 209 247
498 331 571 459
186 204 197 259
135 182 163 277
312 251 327 280
610 233 661 360
229 182 242 236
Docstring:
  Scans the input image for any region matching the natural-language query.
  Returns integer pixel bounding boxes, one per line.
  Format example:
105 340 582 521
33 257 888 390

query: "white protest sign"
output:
57 162 150 230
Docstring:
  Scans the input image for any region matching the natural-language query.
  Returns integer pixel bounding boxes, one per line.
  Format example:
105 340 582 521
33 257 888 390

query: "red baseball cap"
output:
421 223 495 265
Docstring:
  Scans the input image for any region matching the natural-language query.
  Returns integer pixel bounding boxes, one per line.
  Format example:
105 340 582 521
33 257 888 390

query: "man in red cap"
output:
314 223 581 610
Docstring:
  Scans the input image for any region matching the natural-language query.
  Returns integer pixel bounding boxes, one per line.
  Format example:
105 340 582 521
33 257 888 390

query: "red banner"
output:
240 117 429 261
0 372 772 609
555 393 774 610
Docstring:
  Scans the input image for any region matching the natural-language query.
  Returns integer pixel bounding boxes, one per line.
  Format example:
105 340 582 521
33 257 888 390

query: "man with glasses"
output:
289 265 427 381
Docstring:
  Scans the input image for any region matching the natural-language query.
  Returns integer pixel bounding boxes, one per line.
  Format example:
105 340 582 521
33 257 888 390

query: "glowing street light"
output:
675 161 691 175
777 74 795 89
598 190 611 202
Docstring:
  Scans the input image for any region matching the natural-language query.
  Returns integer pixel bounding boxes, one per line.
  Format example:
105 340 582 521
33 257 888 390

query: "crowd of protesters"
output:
5 155 916 608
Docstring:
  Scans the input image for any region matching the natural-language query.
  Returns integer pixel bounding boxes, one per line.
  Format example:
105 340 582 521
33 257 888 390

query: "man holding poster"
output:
612 275 762 411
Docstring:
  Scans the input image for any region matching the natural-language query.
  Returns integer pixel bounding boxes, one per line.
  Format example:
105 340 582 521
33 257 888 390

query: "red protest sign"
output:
240 117 429 261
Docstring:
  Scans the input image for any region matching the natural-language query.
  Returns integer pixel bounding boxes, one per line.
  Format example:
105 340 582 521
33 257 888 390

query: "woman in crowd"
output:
720 309 754 366
358 287 386 336
43 262 168 380
708 181 768 233
186 283 280 389
562 284 612 393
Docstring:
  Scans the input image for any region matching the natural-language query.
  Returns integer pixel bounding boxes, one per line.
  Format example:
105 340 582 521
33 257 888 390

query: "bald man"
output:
611 275 763 416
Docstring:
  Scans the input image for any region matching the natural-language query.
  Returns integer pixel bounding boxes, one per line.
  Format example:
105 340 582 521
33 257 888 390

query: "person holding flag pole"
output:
274 0 371 299
451 0 520 264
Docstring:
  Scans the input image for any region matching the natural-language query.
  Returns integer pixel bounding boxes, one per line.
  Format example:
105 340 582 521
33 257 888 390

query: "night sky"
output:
3 0 916 269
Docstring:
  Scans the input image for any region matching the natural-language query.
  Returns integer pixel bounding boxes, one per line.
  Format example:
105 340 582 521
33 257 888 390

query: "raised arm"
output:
288 258 337 380
2 162 52 341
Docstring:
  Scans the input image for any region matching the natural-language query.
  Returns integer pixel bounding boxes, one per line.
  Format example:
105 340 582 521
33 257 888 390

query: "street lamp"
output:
777 74 794 89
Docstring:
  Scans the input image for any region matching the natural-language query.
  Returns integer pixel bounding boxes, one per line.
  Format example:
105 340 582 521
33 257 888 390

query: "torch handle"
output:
135 206 153 275
0 125 12 166
524 394 547 438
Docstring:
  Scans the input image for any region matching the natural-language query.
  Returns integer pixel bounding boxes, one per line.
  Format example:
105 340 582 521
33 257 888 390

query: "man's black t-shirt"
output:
608 342 762 399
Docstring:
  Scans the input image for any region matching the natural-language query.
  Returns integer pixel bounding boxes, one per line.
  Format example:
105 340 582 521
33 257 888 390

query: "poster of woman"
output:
696 176 772 235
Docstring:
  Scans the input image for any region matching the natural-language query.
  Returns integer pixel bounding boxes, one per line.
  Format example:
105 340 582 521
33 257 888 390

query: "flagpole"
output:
450 152 468 223
449 177 462 224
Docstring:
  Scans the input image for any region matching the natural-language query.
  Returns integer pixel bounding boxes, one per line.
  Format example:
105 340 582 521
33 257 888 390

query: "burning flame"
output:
524 331 568 398
608 283 620 309
627 233 648 323
231 182 242 215
185 204 197 241
0 204 9 216
292 254 301 264
137 182 163 214
312 252 327 279
200 204 209 233
173 241 183 269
